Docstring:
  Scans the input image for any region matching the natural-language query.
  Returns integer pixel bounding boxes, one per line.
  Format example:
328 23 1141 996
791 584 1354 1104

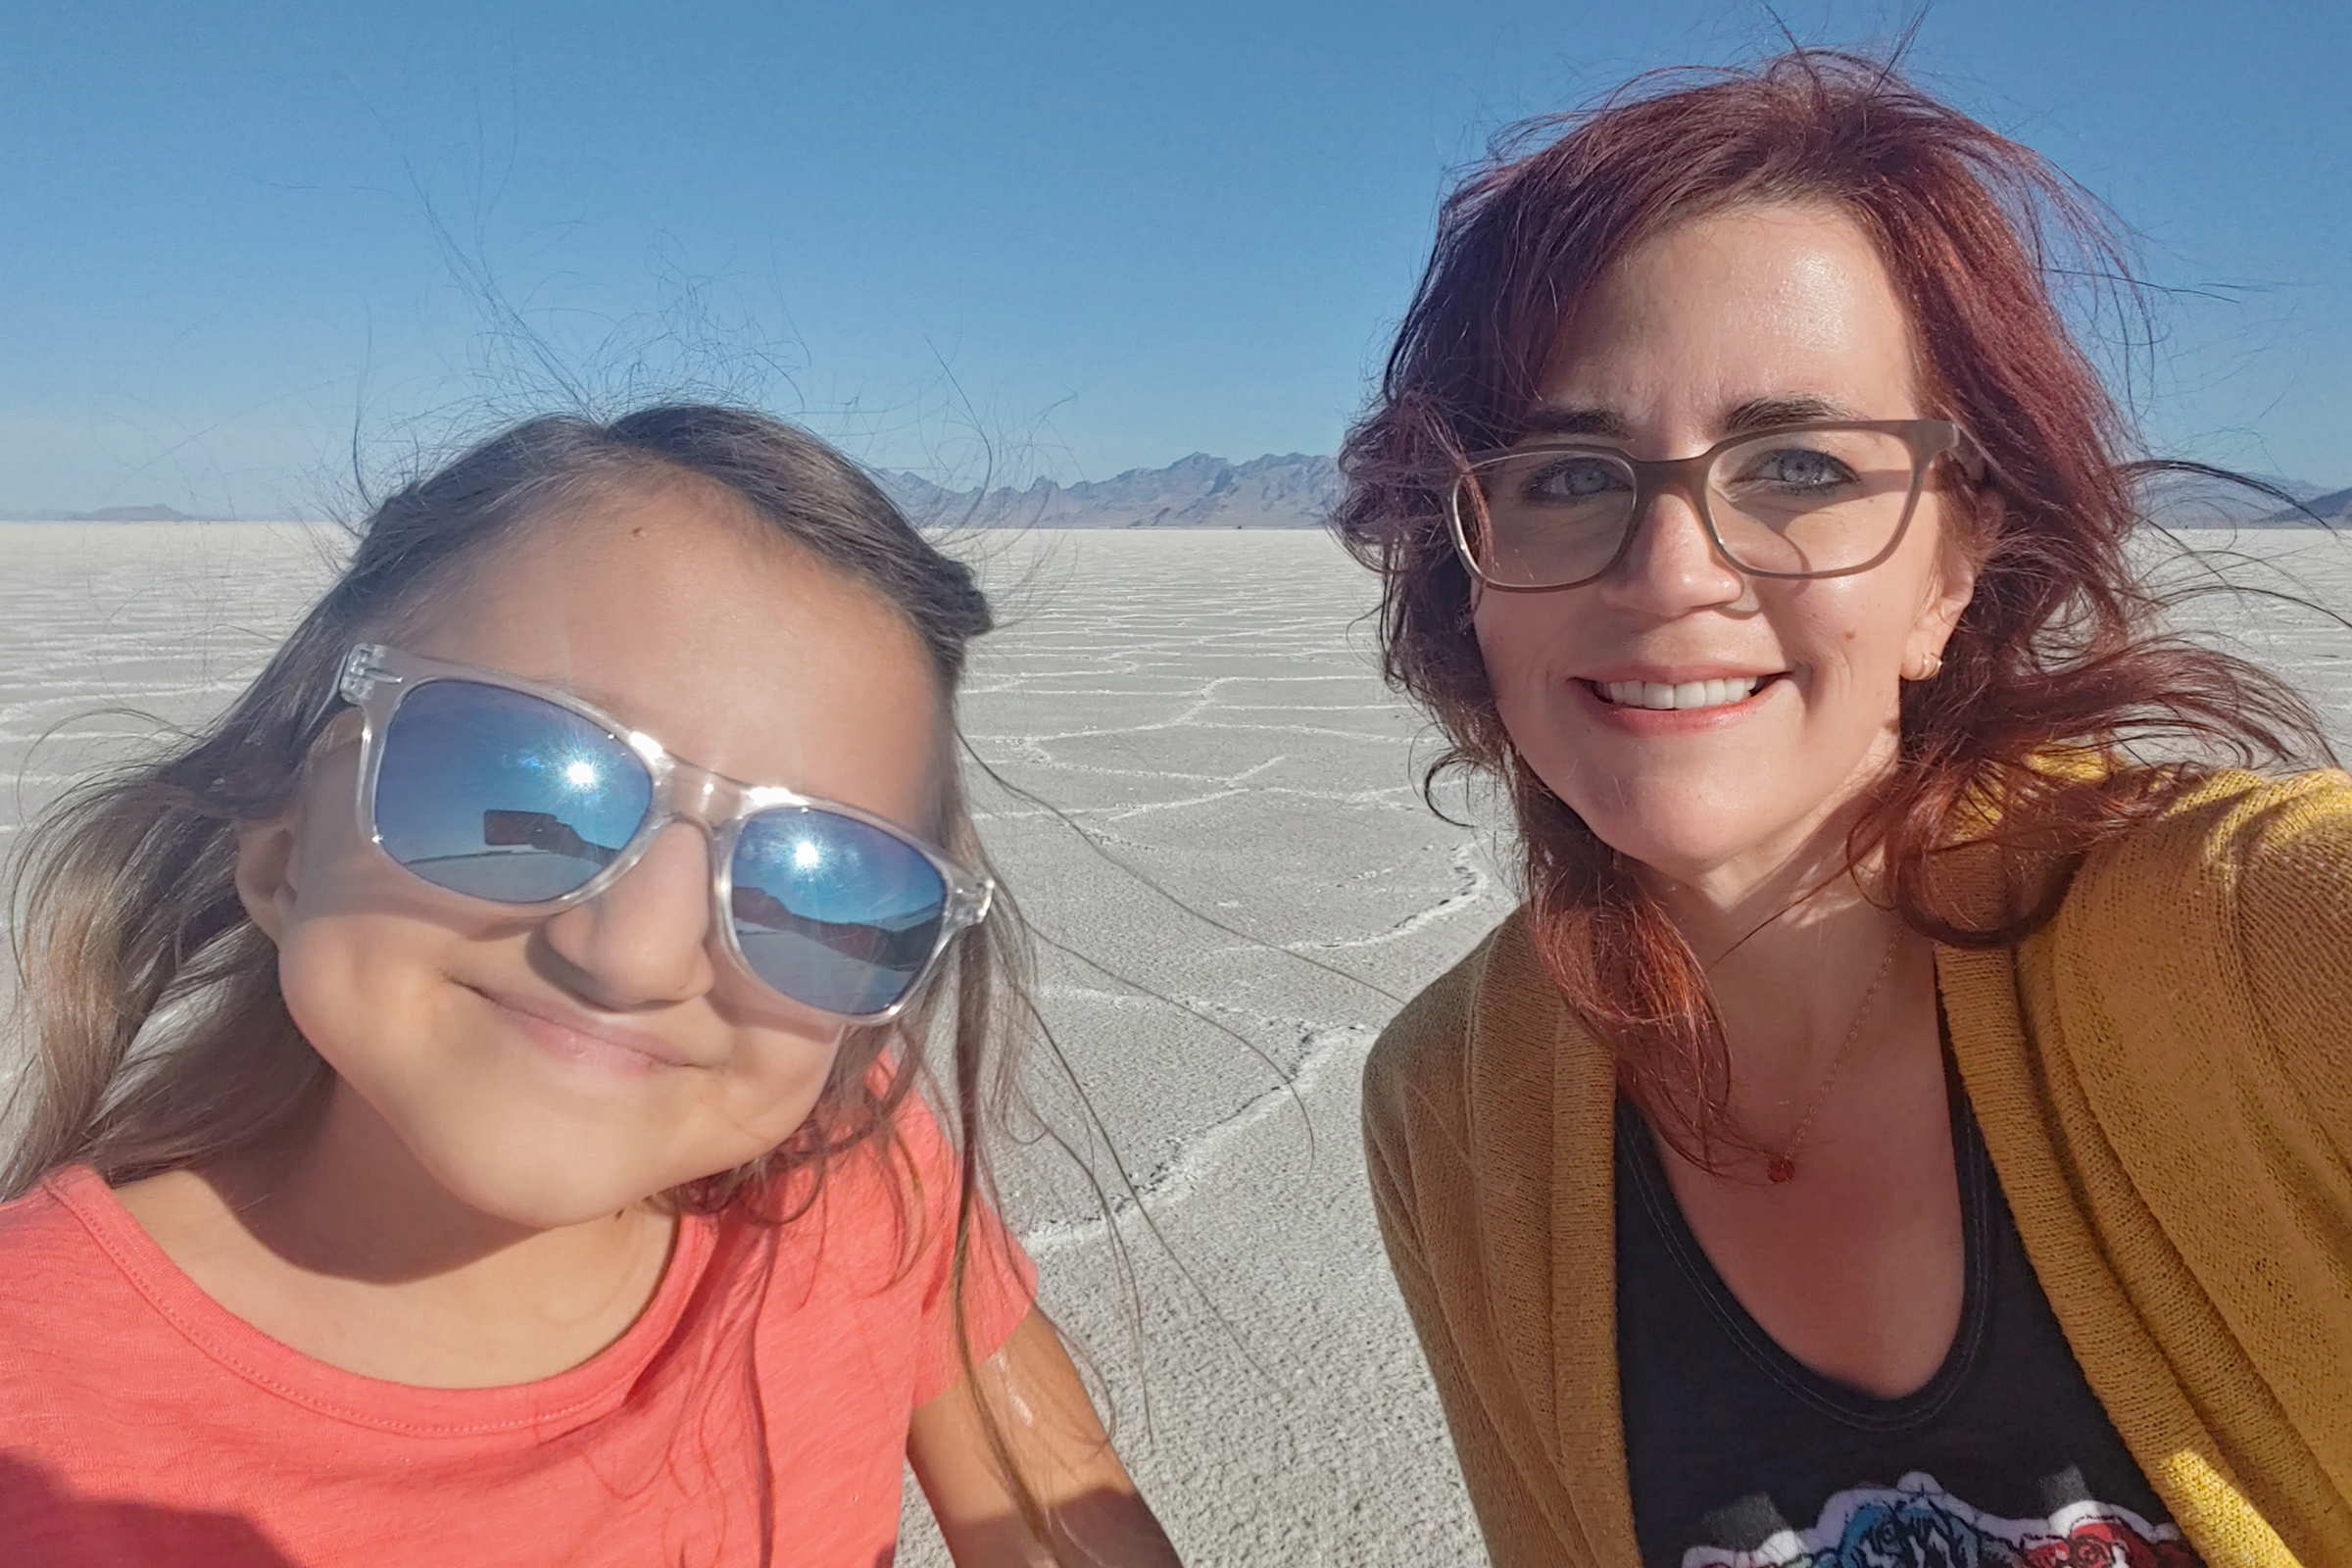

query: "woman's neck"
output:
116 1083 677 1388
1638 813 1933 1119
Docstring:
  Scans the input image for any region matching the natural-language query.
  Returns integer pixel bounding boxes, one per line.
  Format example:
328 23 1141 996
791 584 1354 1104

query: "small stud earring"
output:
1909 650 1945 681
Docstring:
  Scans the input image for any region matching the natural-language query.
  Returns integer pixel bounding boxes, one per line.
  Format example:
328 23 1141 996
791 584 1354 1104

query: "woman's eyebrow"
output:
1722 393 1864 432
1521 406 1636 440
1520 395 1870 444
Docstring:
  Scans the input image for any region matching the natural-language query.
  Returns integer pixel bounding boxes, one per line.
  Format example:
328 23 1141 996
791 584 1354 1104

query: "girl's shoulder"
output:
0 1165 128 1280
747 1086 1036 1394
0 1167 189 1407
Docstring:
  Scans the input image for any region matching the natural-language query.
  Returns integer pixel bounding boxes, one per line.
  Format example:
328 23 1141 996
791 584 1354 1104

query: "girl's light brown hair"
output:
1332 50 2338 1165
4 403 1061 1545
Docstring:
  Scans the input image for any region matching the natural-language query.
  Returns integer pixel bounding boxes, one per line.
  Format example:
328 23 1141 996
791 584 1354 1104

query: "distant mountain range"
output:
871 452 2352 532
0 504 220 522
876 452 1339 529
2143 470 2351 528
5 456 2342 530
2279 485 2352 524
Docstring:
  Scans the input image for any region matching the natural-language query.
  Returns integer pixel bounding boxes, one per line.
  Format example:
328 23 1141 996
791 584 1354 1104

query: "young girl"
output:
0 406 1184 1567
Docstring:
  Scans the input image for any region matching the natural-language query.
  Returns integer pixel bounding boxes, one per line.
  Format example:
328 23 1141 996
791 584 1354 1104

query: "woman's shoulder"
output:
2067 766 2352 936
1363 906 1580 1155
1364 910 1525 1114
2046 766 2352 1115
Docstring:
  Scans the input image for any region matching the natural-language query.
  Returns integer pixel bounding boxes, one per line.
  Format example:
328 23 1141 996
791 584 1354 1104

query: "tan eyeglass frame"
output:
1448 417 1983 591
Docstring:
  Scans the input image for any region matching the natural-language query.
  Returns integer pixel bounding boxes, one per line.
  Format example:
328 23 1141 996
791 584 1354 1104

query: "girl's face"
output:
239 482 948 1228
1470 204 1980 894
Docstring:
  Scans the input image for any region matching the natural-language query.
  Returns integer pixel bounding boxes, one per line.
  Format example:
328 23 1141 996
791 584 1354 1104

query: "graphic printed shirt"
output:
1614 1091 2203 1568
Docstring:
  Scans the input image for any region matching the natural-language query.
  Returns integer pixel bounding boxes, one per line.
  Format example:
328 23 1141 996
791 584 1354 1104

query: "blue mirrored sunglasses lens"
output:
729 808 949 1016
373 680 653 904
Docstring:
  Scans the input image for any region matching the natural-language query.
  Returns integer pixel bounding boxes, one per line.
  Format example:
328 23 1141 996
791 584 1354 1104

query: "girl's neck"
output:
117 1083 678 1388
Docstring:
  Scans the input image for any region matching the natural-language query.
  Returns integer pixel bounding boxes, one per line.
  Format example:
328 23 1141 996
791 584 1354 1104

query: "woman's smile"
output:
1575 668 1794 729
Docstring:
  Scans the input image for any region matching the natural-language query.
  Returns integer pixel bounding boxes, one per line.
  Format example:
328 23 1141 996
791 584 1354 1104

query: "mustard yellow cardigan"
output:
1362 770 2352 1568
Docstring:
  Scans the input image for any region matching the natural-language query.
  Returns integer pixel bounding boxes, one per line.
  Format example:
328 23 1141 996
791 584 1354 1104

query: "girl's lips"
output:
1572 671 1788 731
471 986 700 1076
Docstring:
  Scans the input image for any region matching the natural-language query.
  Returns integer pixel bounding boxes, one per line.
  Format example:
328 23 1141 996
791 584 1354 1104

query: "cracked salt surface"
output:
3 522 2348 1565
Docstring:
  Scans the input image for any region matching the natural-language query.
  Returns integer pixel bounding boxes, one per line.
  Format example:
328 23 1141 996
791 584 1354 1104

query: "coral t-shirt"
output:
0 1099 1035 1568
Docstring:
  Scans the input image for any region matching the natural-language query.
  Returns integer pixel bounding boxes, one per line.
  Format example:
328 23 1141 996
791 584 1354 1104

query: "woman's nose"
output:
537 821 718 1009
1595 482 1747 616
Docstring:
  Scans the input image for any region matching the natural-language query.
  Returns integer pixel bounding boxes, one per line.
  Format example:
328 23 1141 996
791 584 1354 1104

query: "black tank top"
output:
1613 1082 2204 1568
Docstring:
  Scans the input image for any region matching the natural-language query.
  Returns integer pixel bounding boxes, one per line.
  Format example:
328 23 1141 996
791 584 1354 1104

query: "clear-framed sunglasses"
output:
1449 418 1984 591
335 643 994 1023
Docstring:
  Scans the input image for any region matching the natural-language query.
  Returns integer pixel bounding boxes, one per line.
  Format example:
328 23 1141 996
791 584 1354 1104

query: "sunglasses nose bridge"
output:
643 753 738 833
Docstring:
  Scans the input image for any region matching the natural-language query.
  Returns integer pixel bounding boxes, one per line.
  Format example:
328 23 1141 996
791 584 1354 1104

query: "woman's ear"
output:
233 814 303 944
1911 484 1996 670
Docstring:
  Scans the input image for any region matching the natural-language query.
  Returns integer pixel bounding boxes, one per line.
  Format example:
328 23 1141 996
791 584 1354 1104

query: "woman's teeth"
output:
1596 676 1763 710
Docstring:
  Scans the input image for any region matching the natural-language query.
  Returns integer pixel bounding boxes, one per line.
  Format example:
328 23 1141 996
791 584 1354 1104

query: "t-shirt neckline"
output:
44 1163 717 1439
1615 1054 1996 1433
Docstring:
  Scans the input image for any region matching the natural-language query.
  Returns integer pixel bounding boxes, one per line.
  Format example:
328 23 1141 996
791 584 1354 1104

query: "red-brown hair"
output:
1332 50 2337 1163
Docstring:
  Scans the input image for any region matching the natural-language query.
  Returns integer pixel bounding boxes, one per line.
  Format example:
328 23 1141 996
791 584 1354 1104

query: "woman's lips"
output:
1573 671 1788 730
1594 674 1763 711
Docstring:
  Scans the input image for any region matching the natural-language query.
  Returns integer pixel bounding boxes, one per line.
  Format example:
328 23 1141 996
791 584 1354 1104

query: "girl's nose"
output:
1595 482 1747 617
537 822 717 1009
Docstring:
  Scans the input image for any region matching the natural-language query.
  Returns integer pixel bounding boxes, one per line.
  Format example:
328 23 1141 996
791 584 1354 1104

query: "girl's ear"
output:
233 815 303 944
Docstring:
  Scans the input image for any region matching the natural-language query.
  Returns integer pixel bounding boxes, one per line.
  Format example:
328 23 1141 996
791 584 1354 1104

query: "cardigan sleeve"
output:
1363 1012 1567 1568
2039 767 2352 1563
2224 769 2352 1164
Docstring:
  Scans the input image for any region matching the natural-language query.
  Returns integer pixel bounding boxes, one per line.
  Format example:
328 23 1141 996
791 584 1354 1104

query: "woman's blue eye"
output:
1741 447 1855 490
1524 457 1629 502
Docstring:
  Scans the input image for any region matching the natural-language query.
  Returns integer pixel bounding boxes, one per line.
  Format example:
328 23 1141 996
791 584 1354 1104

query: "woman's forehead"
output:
1534 204 1920 428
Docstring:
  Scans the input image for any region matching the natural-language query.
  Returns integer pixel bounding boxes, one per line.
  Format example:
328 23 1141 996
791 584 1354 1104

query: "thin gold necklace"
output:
1764 928 1903 1184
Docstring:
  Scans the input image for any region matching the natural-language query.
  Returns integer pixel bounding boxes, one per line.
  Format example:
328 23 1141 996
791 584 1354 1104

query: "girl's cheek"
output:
729 1029 853 1138
272 912 451 1069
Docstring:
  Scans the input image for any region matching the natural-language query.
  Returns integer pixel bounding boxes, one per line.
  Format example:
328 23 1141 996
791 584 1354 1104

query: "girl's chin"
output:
383 1114 690 1229
426 1158 667 1232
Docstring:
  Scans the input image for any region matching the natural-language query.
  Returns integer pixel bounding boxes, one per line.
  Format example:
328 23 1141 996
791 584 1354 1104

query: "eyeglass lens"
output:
729 809 947 1016
370 678 951 1017
1465 427 1923 587
375 680 652 903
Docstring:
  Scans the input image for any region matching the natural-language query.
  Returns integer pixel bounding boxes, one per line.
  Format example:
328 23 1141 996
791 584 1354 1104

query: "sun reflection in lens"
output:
792 839 823 870
564 759 599 788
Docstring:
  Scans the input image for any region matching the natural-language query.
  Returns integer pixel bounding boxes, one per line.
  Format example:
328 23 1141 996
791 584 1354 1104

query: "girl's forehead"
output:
406 488 945 821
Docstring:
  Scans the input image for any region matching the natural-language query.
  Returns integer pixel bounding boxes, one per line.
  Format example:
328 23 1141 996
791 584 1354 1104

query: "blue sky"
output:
3 0 2346 515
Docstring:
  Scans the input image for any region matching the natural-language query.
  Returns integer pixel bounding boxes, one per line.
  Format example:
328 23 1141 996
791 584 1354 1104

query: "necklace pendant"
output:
1766 1156 1796 1184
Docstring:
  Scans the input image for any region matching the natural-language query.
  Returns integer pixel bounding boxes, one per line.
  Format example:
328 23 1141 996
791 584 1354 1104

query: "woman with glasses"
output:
1339 52 2348 1568
0 407 1182 1566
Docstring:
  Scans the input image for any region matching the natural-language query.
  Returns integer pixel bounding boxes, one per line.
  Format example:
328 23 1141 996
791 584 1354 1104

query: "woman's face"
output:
238 483 948 1229
1470 204 1979 894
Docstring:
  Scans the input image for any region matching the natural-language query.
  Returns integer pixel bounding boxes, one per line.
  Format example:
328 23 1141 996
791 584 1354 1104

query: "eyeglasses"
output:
1448 418 1979 591
335 644 993 1023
